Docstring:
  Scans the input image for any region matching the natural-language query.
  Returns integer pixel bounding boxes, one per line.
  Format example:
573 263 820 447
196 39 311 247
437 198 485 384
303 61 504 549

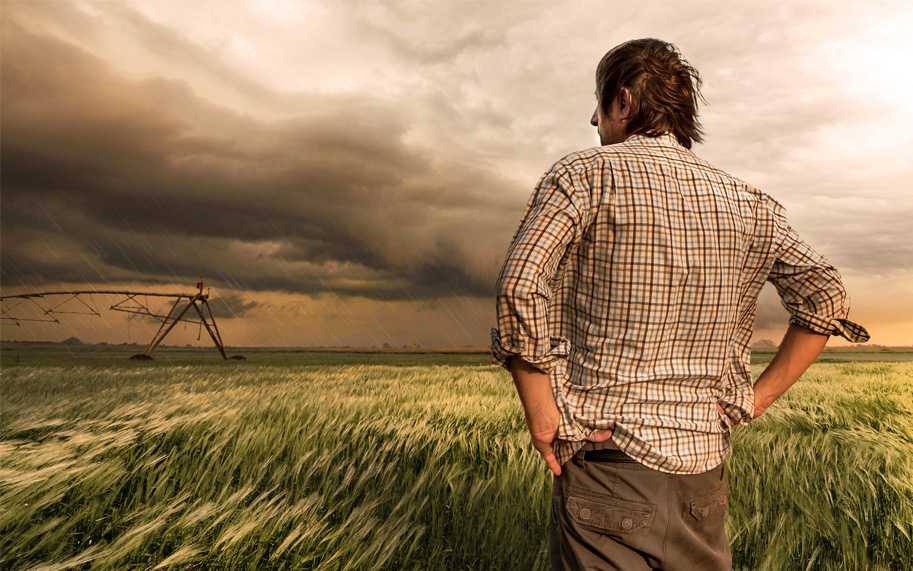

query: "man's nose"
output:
590 109 598 127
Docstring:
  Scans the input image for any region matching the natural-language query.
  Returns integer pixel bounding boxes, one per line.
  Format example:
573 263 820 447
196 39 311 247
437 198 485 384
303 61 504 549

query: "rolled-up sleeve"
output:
491 164 590 370
767 214 869 343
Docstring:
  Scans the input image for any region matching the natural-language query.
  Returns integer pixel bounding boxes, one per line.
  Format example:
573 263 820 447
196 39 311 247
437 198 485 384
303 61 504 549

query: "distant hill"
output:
61 337 84 345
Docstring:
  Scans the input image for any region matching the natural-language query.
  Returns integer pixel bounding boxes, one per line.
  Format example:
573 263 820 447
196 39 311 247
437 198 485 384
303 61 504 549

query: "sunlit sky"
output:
2 0 911 348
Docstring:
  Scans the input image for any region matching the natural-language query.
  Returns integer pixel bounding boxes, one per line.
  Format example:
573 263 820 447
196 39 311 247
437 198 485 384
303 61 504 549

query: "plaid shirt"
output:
492 133 868 474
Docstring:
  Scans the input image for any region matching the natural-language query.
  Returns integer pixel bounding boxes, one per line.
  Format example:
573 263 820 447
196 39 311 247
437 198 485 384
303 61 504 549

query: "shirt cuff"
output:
490 328 569 372
787 315 870 343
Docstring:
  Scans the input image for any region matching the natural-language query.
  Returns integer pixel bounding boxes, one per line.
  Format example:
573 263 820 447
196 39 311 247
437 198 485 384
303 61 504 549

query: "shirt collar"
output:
626 132 682 148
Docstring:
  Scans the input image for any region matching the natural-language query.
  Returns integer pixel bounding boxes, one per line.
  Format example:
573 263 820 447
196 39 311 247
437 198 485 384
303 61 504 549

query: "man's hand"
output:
526 407 563 477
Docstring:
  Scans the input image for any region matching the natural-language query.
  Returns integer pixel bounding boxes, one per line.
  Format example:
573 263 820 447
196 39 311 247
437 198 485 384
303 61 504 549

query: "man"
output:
491 38 868 570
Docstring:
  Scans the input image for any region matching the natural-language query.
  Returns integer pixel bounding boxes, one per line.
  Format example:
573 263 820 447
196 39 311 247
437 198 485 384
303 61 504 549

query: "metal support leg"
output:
191 298 228 360
142 297 196 357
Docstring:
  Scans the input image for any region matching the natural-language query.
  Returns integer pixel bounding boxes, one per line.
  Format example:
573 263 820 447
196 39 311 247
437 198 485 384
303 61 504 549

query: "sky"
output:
2 0 911 349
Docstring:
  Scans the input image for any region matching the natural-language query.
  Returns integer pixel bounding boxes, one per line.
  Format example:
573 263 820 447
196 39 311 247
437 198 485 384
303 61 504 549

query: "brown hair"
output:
596 38 704 148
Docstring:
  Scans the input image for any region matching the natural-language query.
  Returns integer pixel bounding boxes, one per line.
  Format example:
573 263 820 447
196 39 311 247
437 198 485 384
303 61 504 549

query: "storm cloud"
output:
1 5 521 302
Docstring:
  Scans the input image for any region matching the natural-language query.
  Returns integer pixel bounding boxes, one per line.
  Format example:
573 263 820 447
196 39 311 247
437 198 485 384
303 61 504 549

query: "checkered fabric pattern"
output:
492 133 868 474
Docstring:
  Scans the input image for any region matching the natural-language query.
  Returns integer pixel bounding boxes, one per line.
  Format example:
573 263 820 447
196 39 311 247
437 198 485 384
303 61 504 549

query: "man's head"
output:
592 38 704 148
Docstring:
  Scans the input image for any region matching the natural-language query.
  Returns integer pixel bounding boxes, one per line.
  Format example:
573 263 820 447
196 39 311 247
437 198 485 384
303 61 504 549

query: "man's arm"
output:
719 206 868 424
751 323 828 419
492 166 586 476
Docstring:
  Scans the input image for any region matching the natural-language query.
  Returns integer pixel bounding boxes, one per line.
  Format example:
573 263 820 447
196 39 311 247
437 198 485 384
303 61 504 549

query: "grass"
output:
727 361 913 570
1 349 912 570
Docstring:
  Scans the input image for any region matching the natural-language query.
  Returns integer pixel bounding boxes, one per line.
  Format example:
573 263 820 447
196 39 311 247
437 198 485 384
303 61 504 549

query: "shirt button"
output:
579 508 592 520
622 518 633 530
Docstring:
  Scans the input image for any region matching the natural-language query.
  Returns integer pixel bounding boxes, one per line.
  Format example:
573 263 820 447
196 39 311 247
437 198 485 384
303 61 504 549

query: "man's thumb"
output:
586 429 614 443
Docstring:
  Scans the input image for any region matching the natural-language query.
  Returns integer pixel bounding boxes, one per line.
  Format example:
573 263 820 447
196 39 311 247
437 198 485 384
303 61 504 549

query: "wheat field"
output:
1 352 911 570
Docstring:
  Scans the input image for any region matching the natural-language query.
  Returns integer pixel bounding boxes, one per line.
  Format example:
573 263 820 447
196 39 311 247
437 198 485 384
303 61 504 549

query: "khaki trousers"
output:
550 442 731 571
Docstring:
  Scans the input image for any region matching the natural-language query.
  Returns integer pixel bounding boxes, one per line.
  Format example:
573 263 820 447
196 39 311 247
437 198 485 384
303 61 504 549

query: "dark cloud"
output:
0 8 523 300
207 292 260 319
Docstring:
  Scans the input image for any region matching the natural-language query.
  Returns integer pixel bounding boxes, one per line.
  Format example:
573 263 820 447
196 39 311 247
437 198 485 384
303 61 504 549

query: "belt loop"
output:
574 446 587 469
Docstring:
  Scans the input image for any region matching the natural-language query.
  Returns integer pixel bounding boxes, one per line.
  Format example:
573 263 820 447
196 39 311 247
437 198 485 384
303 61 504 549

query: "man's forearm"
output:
508 356 563 475
510 357 557 428
753 324 829 418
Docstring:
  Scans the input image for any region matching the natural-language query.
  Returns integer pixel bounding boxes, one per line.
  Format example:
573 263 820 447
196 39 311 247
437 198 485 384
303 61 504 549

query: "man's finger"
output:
541 449 562 477
717 404 735 427
586 429 614 443
532 438 562 476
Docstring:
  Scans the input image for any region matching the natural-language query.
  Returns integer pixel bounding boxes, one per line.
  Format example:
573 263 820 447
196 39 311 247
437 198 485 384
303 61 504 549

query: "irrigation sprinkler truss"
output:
1 280 244 360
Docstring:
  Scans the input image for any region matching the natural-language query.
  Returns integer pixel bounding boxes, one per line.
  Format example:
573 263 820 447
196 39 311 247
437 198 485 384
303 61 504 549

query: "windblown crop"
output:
2 358 911 570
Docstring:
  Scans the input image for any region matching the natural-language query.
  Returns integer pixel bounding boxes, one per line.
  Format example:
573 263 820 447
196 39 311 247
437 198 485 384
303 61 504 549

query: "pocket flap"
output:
566 490 656 534
689 487 728 521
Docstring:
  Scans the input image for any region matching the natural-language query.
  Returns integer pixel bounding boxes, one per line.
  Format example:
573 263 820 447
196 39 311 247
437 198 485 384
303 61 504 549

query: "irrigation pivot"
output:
0 279 244 360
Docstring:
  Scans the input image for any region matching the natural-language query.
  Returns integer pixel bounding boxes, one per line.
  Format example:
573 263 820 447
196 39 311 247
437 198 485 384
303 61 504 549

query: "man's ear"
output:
617 87 634 120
